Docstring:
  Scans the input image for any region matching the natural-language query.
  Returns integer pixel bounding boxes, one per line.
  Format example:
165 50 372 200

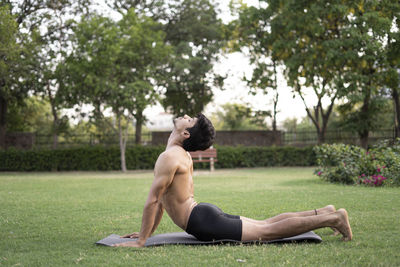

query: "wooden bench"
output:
189 148 217 171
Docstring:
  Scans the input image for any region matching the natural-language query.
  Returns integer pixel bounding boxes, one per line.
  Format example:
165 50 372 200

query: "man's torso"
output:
157 147 197 230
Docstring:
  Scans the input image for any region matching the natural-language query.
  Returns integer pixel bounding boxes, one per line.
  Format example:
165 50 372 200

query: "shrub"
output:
314 139 400 186
0 146 165 171
370 139 400 186
0 145 316 171
212 146 315 169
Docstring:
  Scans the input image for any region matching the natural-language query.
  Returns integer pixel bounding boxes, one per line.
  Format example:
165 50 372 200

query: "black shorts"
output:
186 203 242 241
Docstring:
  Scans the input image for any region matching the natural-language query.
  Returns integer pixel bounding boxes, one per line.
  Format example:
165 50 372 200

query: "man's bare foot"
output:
317 205 336 215
335 209 353 241
317 205 340 235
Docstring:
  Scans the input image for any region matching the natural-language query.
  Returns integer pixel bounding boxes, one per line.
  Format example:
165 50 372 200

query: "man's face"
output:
173 114 197 131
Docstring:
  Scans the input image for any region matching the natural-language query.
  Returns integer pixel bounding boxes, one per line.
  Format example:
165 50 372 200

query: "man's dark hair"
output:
182 113 216 151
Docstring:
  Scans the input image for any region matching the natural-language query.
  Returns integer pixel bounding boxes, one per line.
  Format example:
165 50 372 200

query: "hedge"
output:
0 145 316 172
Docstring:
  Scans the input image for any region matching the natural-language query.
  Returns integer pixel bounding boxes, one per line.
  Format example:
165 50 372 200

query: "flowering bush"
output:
314 139 400 187
357 169 387 186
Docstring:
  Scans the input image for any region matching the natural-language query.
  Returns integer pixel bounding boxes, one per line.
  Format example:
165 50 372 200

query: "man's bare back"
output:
114 114 352 247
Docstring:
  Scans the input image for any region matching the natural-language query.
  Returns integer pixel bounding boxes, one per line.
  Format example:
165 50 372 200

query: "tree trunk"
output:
272 60 279 133
317 130 325 144
52 118 59 149
296 81 330 145
272 91 278 133
118 116 127 172
0 94 7 149
360 130 369 149
272 114 277 132
48 82 59 149
359 89 371 149
135 110 143 145
392 88 400 138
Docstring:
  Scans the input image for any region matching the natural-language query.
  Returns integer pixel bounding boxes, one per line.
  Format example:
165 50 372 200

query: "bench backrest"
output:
189 148 217 159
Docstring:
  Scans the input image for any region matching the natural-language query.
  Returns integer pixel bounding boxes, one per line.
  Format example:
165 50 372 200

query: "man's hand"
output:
120 232 140 239
112 240 145 248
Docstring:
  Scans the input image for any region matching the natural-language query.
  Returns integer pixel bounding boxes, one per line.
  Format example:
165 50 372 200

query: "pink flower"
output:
317 171 322 176
377 168 381 172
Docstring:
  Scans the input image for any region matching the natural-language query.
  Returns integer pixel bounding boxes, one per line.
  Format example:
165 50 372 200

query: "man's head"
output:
173 113 215 151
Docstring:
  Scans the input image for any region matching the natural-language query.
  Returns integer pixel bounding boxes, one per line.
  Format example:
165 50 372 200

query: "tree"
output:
215 103 270 130
243 1 349 144
105 0 166 20
336 1 399 148
235 0 399 147
63 11 170 171
0 5 40 148
244 59 281 132
34 0 90 149
0 6 18 148
160 0 226 116
336 96 394 137
0 0 90 149
229 4 282 132
383 9 400 137
6 96 69 135
103 0 226 117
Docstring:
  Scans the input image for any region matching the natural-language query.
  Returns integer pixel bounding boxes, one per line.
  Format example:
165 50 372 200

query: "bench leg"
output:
210 158 215 172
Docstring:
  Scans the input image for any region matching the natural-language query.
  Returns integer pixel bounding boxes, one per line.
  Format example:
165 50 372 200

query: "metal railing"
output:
28 128 397 148
33 132 153 148
282 129 396 146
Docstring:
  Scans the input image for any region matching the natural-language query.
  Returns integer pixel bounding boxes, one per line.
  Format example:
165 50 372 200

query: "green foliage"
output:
314 140 400 186
370 139 400 186
0 5 18 82
63 10 170 169
6 96 69 135
209 145 315 168
282 117 315 132
161 0 225 115
234 0 400 145
213 103 270 130
0 5 41 135
0 146 165 171
0 145 315 171
64 11 170 126
336 96 395 133
314 144 364 184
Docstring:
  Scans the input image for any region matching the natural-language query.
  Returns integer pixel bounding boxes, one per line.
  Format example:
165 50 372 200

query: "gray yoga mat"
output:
96 231 322 247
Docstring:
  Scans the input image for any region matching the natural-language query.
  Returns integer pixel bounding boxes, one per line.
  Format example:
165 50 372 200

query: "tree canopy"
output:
234 0 400 147
63 10 170 171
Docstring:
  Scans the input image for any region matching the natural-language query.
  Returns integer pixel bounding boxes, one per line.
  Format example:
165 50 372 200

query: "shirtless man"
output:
114 114 352 247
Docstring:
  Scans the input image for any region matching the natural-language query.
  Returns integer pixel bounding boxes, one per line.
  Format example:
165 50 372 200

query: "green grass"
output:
1 167 399 266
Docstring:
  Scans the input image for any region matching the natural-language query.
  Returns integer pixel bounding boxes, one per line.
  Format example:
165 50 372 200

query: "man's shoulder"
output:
157 146 186 166
160 146 187 159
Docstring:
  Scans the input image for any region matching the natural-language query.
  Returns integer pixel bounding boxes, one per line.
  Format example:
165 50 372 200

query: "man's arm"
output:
150 204 164 236
120 204 163 239
115 153 176 247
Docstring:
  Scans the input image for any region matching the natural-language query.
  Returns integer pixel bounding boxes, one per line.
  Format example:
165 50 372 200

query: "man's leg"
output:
241 209 352 242
239 205 336 224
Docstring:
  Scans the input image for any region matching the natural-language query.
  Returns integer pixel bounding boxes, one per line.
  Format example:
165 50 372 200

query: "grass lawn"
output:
1 167 399 266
